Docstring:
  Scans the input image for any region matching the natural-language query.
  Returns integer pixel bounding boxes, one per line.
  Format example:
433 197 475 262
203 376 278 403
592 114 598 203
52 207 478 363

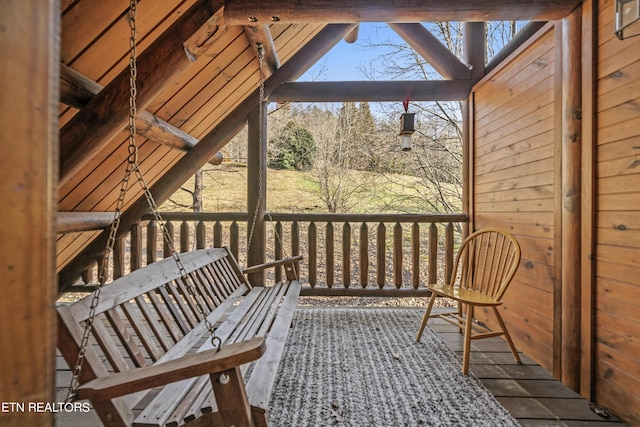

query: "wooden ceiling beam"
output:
270 80 473 102
388 23 471 80
59 0 216 188
222 0 581 23
59 24 357 290
344 25 360 43
243 24 280 77
59 64 223 166
57 212 115 234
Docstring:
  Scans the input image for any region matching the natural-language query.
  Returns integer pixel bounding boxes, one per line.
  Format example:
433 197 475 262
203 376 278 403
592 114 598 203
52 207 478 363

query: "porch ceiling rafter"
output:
243 24 280 77
222 0 582 23
59 65 223 166
58 0 220 188
388 23 471 80
58 23 358 290
269 80 473 102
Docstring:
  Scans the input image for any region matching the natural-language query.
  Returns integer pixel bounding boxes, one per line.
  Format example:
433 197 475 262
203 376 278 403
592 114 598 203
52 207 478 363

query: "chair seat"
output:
428 284 501 306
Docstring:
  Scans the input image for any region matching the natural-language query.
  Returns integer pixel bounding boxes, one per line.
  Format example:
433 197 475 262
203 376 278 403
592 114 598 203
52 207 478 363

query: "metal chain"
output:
67 0 220 403
246 44 288 266
247 44 265 250
65 1 139 403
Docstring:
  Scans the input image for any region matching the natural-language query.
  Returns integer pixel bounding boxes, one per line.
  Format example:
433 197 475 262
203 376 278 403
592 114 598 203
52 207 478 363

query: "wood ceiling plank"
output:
68 0 200 85
59 1 214 187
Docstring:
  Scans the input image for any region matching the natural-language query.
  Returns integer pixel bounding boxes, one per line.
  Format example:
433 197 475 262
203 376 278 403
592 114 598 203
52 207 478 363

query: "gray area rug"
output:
268 307 520 427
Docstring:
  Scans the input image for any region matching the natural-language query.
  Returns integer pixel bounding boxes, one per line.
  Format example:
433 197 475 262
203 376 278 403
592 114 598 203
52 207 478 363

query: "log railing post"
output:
393 223 403 288
412 223 420 289
309 222 317 287
130 223 143 271
428 223 438 284
180 221 190 253
275 221 283 282
196 221 206 249
342 222 351 288
230 221 239 260
214 221 223 247
163 221 174 259
376 222 386 288
326 222 335 288
291 220 300 273
147 220 157 264
113 236 125 279
359 223 369 288
445 222 454 284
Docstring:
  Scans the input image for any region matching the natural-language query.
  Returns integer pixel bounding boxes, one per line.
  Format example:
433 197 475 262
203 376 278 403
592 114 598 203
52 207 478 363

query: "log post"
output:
561 6 582 392
247 102 267 286
0 2 59 426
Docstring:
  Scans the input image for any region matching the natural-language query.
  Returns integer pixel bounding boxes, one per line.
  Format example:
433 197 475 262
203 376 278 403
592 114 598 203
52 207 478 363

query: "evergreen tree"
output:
268 119 316 171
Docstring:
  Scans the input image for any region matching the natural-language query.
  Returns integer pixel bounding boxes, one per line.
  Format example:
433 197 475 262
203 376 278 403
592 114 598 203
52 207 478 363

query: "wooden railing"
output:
77 212 468 296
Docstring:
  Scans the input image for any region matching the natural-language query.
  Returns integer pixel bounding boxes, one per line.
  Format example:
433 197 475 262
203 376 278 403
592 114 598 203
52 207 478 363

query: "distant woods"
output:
172 21 525 215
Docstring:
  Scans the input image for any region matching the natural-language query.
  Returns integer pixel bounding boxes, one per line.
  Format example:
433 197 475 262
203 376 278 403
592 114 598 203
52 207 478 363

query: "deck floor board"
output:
54 307 626 426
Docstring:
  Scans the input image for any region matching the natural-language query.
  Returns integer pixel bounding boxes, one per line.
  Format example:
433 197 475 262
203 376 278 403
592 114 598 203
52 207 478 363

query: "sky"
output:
299 23 407 82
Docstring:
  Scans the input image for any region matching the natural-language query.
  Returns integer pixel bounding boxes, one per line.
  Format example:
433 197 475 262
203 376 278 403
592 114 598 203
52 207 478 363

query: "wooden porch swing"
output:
57 3 302 426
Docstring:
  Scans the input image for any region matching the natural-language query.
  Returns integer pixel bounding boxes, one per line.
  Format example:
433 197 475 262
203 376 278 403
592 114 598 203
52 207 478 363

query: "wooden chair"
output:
416 228 522 375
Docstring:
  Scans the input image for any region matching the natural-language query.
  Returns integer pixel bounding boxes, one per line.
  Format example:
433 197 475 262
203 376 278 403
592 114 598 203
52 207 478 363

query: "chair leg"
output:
416 292 437 342
492 306 521 364
462 304 474 375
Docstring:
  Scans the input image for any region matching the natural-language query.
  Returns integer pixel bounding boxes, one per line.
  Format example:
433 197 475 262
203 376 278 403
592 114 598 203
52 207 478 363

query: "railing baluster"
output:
130 223 142 272
113 236 125 279
147 220 157 265
180 221 190 253
326 222 334 288
359 223 368 288
275 221 283 283
429 223 438 285
393 222 402 289
230 221 239 260
213 221 222 248
377 222 386 289
445 222 454 284
291 221 300 274
196 221 206 249
342 222 351 288
82 266 94 284
133 211 467 293
163 221 174 259
309 222 317 287
412 222 420 289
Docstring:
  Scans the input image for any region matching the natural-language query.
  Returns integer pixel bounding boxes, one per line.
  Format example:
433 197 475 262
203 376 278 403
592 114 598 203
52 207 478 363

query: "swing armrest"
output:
76 337 266 401
243 255 303 281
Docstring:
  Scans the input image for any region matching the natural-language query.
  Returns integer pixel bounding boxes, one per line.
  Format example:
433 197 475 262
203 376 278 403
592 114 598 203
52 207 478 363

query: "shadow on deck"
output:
54 307 626 426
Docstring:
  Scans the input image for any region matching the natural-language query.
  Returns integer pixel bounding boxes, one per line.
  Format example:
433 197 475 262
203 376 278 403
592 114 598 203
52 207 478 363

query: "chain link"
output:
67 0 219 403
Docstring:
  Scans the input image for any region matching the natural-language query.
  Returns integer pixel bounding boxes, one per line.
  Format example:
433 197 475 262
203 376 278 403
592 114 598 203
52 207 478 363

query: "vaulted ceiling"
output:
57 0 581 285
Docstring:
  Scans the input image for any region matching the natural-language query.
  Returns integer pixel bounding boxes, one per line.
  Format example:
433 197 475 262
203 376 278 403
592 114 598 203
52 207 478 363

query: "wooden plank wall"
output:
470 25 558 371
594 0 640 423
